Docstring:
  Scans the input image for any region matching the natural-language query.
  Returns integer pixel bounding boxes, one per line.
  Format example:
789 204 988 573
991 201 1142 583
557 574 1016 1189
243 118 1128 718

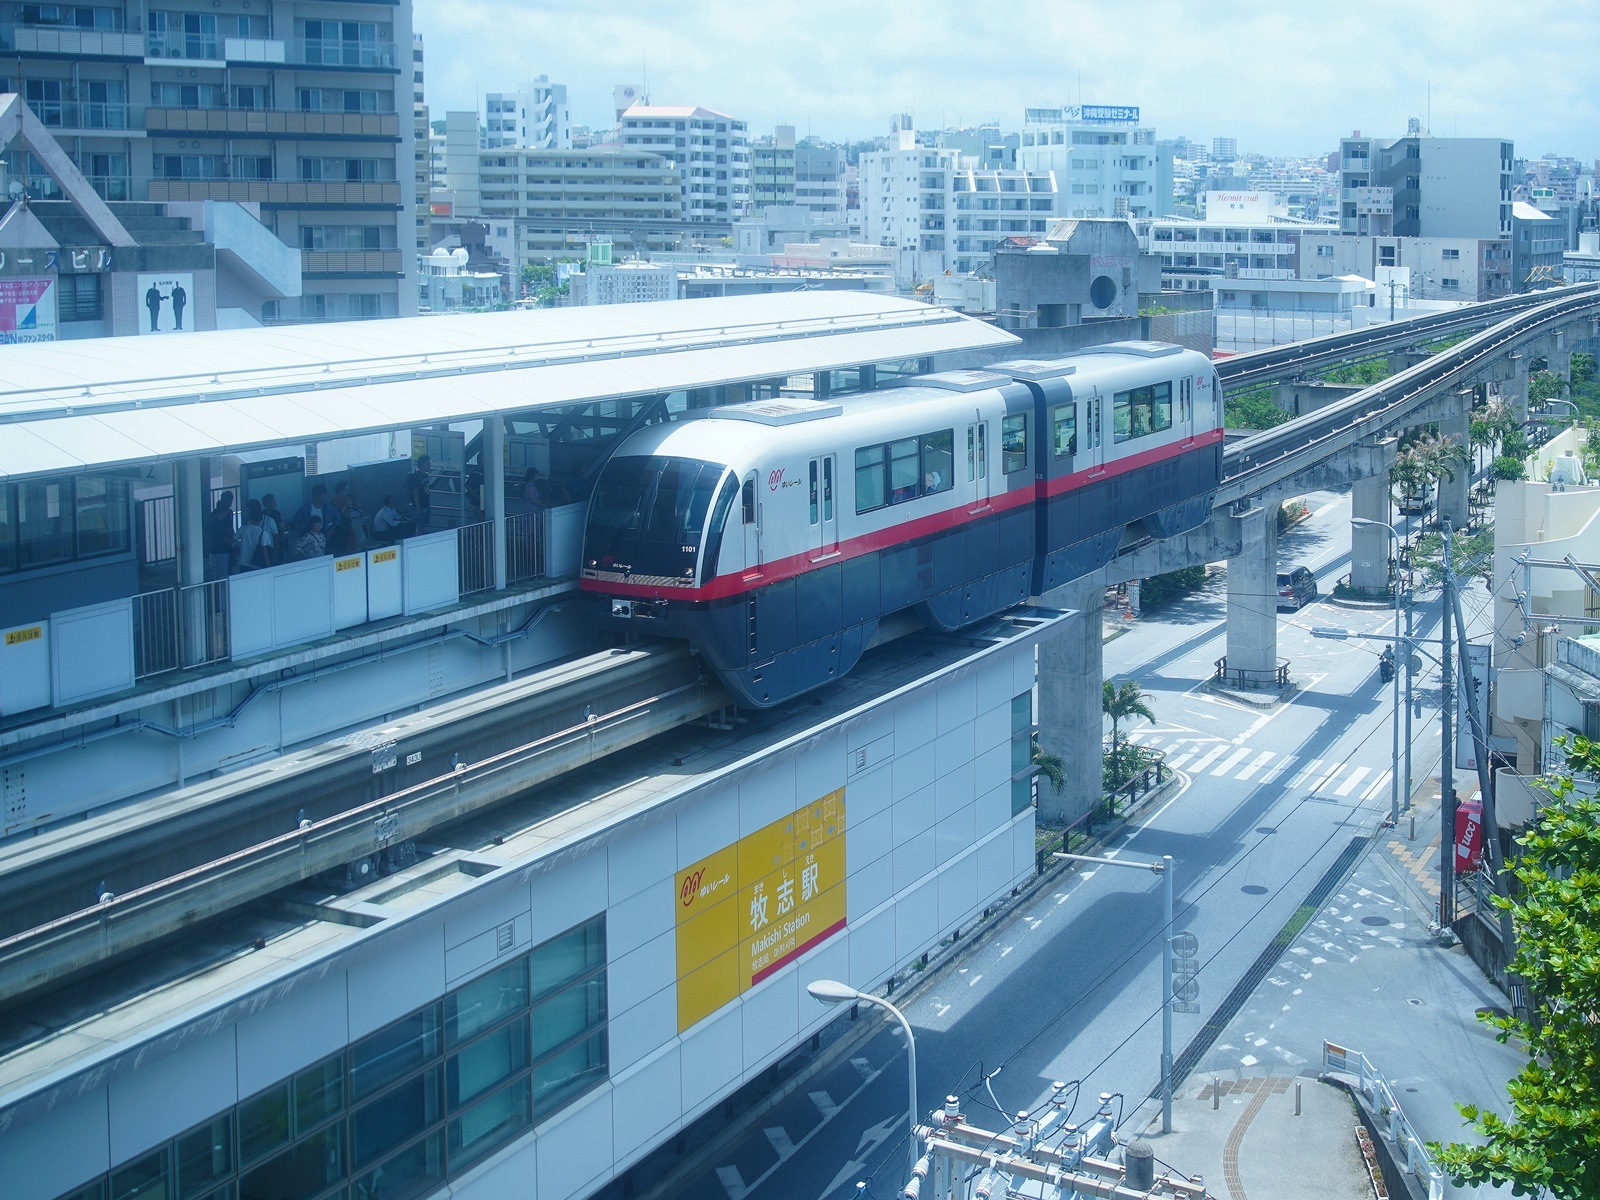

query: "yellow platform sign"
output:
675 788 846 1032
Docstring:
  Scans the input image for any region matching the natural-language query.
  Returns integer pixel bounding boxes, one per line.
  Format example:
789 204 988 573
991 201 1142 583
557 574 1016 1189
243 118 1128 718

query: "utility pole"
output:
1440 518 1455 928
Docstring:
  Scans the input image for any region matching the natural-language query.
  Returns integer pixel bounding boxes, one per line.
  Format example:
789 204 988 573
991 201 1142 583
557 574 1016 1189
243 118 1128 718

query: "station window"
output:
854 429 953 514
1112 382 1173 443
1001 414 1028 473
1052 404 1077 458
1010 693 1035 815
0 476 130 575
57 915 608 1200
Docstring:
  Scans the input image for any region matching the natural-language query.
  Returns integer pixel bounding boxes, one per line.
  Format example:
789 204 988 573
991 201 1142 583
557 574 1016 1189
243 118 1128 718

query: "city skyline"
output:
416 0 1600 160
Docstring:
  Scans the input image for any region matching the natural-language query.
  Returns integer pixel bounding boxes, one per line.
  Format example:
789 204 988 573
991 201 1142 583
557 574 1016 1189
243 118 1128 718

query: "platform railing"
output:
179 580 230 668
457 520 496 596
1212 655 1291 689
132 589 181 680
504 511 544 586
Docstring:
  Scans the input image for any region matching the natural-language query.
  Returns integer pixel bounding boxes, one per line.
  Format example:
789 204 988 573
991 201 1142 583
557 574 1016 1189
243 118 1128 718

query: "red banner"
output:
1454 797 1484 874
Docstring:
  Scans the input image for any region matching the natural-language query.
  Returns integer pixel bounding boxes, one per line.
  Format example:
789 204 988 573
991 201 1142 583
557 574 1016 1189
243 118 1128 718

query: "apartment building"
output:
1338 128 1513 240
618 103 749 222
1291 227 1512 301
751 125 845 221
750 126 796 211
1137 191 1335 290
1 0 416 322
442 123 684 269
481 77 570 150
860 132 1058 285
413 32 429 257
1017 104 1173 219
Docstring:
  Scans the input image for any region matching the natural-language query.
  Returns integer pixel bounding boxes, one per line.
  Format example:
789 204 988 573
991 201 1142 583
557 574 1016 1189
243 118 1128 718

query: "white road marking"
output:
1000 945 1013 957
1286 759 1324 788
1334 766 1372 797
968 974 983 987
765 1126 796 1158
809 1090 838 1119
1360 771 1393 801
1190 745 1228 772
716 1165 747 1200
1211 747 1252 776
934 1003 951 1018
1310 762 1345 792
1235 751 1276 780
1259 754 1298 783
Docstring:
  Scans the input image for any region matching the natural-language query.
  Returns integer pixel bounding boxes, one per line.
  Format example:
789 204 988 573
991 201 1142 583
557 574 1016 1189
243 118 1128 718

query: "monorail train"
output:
580 342 1223 707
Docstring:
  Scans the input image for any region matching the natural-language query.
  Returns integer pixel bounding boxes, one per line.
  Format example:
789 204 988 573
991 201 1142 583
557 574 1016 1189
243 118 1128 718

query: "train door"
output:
1179 376 1196 447
809 454 839 557
741 472 763 576
967 416 990 512
1084 387 1105 476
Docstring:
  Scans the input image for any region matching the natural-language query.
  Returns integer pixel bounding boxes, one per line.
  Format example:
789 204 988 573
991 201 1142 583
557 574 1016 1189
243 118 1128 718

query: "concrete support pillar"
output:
1438 395 1471 531
1509 354 1529 424
1350 474 1391 595
1225 504 1278 677
173 457 206 590
1037 574 1104 827
484 413 507 591
1548 334 1573 382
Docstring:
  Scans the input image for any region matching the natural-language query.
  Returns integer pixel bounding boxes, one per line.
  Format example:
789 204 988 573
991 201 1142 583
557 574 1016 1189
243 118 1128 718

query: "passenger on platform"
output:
408 456 433 531
292 484 339 538
204 498 238 579
260 494 285 545
522 467 546 513
330 482 363 553
372 495 413 543
239 500 275 570
291 515 327 560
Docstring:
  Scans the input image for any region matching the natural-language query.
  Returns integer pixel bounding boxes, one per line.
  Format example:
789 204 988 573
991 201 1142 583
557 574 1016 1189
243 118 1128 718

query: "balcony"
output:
291 38 397 69
143 107 400 140
145 31 222 61
301 248 403 275
224 36 285 63
29 100 130 131
147 180 402 206
9 25 144 57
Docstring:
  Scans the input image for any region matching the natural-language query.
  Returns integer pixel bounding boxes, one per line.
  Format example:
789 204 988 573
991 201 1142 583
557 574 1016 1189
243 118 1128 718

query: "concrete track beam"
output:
1225 504 1279 677
1036 573 1105 828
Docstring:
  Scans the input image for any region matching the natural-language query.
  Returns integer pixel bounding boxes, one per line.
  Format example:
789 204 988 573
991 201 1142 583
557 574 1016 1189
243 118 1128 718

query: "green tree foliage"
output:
1573 352 1596 388
1139 566 1207 607
1529 369 1569 407
1224 387 1290 430
1031 746 1065 795
1432 739 1600 1198
1103 680 1155 786
1492 455 1528 482
1319 355 1391 386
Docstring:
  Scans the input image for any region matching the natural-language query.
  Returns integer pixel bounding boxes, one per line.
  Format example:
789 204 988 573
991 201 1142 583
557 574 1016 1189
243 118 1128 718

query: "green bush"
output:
1224 387 1290 430
1491 456 1527 482
1139 565 1207 607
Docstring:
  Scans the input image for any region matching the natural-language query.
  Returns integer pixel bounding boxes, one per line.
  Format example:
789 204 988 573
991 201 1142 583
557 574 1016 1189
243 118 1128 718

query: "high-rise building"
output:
2 0 417 322
481 77 570 150
1017 105 1174 219
618 104 749 221
1338 132 1513 239
1212 136 1238 163
751 126 797 212
413 33 430 258
751 126 845 222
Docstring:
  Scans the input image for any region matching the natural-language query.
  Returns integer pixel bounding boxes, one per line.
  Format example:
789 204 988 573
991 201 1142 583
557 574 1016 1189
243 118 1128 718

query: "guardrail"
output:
180 579 230 669
1213 656 1291 689
1034 753 1169 876
505 511 545 586
1215 282 1599 390
457 519 496 596
1323 1041 1446 1200
132 588 180 680
1221 286 1600 504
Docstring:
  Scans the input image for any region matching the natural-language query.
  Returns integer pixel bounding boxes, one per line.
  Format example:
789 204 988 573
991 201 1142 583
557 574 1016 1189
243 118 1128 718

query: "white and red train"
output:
580 342 1223 707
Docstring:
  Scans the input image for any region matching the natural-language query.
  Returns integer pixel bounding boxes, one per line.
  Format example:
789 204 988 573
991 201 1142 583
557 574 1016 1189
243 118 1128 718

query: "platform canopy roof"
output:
0 293 1018 482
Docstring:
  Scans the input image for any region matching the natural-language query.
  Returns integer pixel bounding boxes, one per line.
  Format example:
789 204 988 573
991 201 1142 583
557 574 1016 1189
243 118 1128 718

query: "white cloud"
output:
414 0 1600 159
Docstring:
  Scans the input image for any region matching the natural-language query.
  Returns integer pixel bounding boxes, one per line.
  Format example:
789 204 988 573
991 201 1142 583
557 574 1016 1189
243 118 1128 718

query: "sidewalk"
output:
1130 817 1521 1198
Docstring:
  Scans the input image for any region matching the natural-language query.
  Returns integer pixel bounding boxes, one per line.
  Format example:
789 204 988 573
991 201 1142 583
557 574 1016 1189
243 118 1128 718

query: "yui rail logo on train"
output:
674 789 847 1031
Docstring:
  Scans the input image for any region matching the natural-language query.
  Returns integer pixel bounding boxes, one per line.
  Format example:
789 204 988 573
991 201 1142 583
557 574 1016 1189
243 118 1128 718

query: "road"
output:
682 489 1493 1200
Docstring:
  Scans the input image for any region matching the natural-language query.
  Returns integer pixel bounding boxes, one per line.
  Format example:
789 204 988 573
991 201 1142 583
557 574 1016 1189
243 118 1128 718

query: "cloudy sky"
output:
415 0 1600 161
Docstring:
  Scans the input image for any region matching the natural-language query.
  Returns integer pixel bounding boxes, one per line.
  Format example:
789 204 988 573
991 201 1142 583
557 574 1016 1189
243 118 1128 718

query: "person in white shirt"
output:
372 495 413 543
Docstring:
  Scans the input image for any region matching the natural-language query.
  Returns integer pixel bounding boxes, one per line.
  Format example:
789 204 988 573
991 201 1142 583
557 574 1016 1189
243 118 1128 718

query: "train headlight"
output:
611 599 634 618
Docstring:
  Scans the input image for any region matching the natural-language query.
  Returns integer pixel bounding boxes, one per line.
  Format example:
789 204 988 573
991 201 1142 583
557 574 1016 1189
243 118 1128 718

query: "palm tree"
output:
1032 745 1065 795
1103 679 1156 786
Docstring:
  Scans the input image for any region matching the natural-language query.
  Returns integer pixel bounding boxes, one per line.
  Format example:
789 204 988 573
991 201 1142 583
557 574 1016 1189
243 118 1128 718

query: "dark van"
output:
1276 566 1319 611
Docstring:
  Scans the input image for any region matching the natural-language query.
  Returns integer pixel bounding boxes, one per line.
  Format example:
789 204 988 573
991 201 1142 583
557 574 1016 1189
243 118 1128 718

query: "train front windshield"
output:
585 455 726 584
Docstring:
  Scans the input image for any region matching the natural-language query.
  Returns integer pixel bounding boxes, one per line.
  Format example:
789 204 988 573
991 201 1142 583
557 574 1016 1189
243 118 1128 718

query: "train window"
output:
1088 398 1101 449
1112 382 1173 444
701 475 741 581
977 424 987 477
741 476 757 524
822 458 834 521
1180 378 1192 421
921 430 953 495
967 428 976 482
855 445 887 513
1052 404 1077 458
889 438 920 502
1001 415 1028 473
808 461 819 525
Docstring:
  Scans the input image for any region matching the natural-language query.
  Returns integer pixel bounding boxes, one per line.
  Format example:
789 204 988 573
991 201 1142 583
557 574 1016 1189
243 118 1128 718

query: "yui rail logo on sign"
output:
674 789 847 1032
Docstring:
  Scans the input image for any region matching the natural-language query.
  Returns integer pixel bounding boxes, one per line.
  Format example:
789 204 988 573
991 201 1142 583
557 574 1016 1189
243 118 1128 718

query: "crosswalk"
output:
1125 729 1393 802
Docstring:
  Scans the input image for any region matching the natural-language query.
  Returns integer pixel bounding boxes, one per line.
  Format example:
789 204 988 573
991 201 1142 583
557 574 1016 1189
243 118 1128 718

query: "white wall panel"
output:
346 920 446 1038
740 966 798 1072
270 559 336 648
975 655 1012 714
401 529 459 614
608 929 675 1016
227 569 276 658
676 784 737 867
895 877 938 961
845 763 892 822
975 744 1009 794
365 545 403 620
891 748 935 802
528 853 606 946
449 1140 536 1200
850 804 894 868
937 850 979 929
975 780 1010 838
52 598 134 705
444 879 531 953
975 700 1010 753
0 618 51 716
108 1029 237 1164
737 759 796 836
893 688 938 756
843 706 894 752
976 826 1015 897
890 783 933 845
679 1005 743 1113
535 1092 612 1200
607 982 675 1074
235 973 349 1096
793 730 846 805
937 671 977 733
847 847 893 916
935 804 976 866
0 1086 109 1200
611 1044 682 1164
330 554 368 630
1012 815 1037 878
793 933 850 1025
608 825 675 906
847 907 895 988
607 877 673 960
444 912 531 986
893 827 935 891
935 760 976 823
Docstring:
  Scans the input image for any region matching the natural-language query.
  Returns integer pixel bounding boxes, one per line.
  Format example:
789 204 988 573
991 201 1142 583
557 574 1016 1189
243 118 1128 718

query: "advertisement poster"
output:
137 272 194 335
675 789 847 1032
0 277 57 344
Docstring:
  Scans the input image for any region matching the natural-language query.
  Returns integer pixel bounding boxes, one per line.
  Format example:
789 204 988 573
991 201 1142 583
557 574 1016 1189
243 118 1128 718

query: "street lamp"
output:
1054 851 1176 1133
808 979 919 1181
1352 517 1404 826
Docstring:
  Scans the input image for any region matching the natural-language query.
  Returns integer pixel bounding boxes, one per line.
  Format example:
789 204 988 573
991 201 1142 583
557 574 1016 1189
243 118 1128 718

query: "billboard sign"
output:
0 277 57 344
1455 641 1490 771
137 272 195 335
1080 105 1140 124
675 789 847 1031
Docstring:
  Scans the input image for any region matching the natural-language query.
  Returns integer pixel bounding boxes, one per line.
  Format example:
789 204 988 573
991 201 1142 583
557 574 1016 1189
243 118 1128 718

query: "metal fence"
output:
504 511 544 586
1322 1041 1446 1200
179 580 231 669
137 495 177 565
132 588 180 680
457 520 496 597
